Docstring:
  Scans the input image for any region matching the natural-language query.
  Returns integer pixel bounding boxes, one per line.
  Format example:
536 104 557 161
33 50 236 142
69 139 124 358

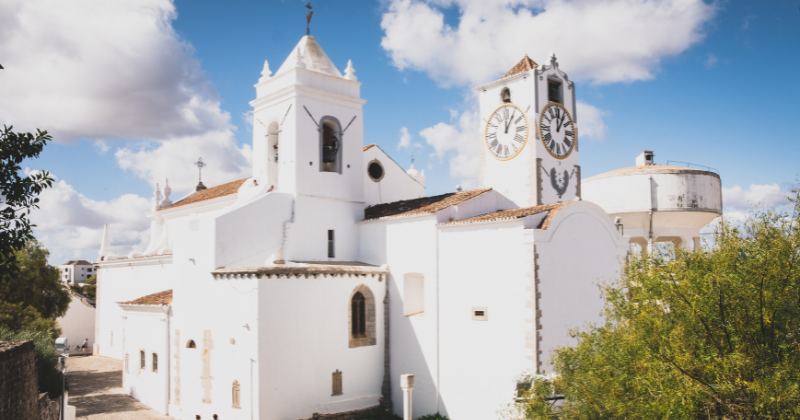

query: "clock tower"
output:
476 54 580 207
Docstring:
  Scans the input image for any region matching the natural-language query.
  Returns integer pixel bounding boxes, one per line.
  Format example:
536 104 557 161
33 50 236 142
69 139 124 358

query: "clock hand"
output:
505 111 515 134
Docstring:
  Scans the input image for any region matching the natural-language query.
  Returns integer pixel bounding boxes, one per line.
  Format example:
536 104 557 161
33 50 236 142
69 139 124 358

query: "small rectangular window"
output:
327 230 335 258
548 79 562 104
140 350 145 369
152 353 158 372
472 307 488 321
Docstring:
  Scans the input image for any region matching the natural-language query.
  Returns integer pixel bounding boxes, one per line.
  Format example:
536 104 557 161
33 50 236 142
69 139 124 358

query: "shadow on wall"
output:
388 273 448 418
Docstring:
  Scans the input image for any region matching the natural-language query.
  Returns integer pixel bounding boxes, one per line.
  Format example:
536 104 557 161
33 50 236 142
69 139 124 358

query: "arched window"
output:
186 340 196 349
268 121 279 188
548 78 563 104
152 353 158 372
351 292 366 338
348 285 377 348
320 118 342 173
501 87 511 103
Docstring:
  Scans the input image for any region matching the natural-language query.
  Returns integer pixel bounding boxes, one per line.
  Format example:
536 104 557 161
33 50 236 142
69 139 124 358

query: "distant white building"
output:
93 35 721 420
57 260 95 285
57 292 96 355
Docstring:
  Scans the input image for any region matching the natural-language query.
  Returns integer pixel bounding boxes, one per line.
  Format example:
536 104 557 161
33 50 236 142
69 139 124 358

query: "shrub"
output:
0 326 63 397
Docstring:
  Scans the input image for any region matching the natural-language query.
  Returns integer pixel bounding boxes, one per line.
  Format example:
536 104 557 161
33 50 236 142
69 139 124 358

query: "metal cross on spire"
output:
194 157 208 191
305 3 313 36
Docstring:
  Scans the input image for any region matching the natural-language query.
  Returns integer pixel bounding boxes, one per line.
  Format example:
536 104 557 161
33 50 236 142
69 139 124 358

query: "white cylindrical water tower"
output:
582 151 722 253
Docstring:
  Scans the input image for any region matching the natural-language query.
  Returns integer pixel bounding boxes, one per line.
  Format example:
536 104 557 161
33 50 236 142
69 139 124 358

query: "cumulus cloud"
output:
722 184 793 210
419 109 481 188
116 131 252 193
576 101 609 142
0 0 233 142
380 0 716 87
397 127 412 150
29 175 152 264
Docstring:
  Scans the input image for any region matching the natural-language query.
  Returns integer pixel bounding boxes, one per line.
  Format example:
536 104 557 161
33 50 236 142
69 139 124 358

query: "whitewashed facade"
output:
94 36 720 420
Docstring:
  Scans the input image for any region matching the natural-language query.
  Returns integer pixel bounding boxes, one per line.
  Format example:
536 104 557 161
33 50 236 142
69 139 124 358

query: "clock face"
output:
484 104 529 160
539 103 576 159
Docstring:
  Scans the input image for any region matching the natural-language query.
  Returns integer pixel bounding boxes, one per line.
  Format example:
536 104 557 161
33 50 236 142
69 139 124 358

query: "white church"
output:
94 34 722 420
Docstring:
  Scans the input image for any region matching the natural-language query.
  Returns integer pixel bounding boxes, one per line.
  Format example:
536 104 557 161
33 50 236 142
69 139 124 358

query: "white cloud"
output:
115 131 252 194
397 127 412 150
704 53 718 69
419 108 481 188
576 101 609 142
0 0 230 142
380 0 716 88
722 184 792 210
29 175 152 264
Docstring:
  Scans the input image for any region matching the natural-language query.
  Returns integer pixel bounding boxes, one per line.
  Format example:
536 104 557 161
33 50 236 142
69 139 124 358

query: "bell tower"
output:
249 35 366 202
476 54 580 207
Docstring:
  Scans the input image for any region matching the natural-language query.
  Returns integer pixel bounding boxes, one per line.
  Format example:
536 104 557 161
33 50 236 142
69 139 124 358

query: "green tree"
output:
519 190 800 419
1 125 54 284
0 241 69 336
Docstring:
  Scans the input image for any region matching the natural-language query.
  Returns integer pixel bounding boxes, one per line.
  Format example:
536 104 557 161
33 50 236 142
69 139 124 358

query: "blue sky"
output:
1 0 798 263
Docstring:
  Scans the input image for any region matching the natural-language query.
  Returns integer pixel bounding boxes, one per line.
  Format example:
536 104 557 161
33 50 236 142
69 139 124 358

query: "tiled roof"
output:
363 189 492 221
444 201 573 229
503 55 539 78
363 144 376 151
63 260 93 266
160 178 248 211
120 289 173 306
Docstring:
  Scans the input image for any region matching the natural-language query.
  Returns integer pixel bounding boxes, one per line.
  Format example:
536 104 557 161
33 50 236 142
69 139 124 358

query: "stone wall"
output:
0 341 39 420
306 405 382 420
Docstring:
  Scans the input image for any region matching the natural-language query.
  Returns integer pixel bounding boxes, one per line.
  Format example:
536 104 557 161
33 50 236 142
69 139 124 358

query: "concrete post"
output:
400 374 414 420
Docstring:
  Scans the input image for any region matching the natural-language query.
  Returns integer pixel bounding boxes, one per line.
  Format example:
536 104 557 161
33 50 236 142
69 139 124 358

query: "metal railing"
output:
665 160 719 174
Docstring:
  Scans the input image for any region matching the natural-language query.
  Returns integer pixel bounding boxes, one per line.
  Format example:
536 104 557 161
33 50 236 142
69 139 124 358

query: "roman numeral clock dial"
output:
540 102 576 159
484 104 529 160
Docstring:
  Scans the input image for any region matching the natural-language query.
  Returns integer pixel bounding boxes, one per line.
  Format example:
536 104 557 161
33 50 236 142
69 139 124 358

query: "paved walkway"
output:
66 355 173 420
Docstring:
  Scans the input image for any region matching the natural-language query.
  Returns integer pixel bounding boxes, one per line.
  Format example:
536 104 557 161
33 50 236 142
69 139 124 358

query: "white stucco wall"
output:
121 307 170 414
533 202 630 373
437 221 532 420
359 216 440 418
257 274 385 420
57 294 96 355
363 145 424 207
95 260 177 360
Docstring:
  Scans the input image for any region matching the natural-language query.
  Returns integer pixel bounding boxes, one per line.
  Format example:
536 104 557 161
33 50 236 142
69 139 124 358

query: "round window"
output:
368 161 384 182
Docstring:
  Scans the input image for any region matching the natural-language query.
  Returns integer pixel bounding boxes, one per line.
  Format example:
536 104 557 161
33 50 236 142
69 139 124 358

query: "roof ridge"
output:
159 178 249 211
503 55 539 78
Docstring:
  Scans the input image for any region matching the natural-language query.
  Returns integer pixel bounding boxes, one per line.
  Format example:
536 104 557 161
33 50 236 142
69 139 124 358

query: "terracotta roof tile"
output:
160 178 248 211
121 290 173 306
63 260 93 266
503 55 539 78
363 188 492 221
444 201 573 228
363 144 376 151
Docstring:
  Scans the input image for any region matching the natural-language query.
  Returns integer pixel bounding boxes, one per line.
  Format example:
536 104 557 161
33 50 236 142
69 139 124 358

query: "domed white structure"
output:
582 151 722 253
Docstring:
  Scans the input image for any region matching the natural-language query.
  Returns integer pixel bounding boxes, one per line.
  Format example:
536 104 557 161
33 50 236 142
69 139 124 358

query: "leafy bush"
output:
0 326 63 397
417 414 450 420
518 190 800 419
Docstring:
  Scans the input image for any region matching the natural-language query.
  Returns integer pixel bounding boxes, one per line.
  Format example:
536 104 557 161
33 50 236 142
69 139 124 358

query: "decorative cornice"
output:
96 255 173 268
474 70 530 91
212 263 387 280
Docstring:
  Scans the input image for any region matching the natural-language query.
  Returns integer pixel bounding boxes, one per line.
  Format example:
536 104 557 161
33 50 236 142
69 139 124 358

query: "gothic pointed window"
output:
349 285 377 348
351 292 366 338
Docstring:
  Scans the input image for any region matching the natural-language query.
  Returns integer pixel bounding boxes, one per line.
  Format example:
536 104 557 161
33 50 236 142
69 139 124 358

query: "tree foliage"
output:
1 125 54 284
0 241 69 337
519 190 800 419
